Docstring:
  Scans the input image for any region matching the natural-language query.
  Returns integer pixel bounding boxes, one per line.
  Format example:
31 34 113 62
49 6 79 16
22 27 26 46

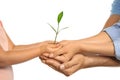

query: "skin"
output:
0 20 58 80
40 14 120 76
41 54 120 76
103 14 120 28
0 21 58 67
48 14 120 60
50 31 114 60
0 21 14 80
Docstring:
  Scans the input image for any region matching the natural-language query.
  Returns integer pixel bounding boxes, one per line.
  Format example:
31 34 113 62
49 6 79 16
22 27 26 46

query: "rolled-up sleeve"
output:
104 22 120 60
111 0 120 15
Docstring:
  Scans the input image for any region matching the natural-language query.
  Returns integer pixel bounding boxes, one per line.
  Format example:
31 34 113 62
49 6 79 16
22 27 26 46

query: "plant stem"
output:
54 23 60 43
54 32 58 43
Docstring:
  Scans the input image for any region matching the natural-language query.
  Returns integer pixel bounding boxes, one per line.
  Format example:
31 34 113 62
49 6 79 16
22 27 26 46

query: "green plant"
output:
48 11 68 43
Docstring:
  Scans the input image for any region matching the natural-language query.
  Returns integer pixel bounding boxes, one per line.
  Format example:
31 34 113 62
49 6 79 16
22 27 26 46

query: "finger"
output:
46 64 63 74
40 59 63 74
54 54 71 63
41 59 46 63
39 55 49 60
44 59 65 75
63 64 81 76
60 58 77 70
44 58 71 76
42 53 49 57
39 53 51 60
55 52 75 63
54 56 67 63
48 44 62 53
60 54 84 70
45 59 61 70
49 49 65 58
39 56 47 63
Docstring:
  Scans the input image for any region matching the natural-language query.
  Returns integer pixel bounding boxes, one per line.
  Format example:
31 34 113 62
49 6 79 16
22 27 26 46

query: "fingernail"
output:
60 64 65 70
49 53 54 58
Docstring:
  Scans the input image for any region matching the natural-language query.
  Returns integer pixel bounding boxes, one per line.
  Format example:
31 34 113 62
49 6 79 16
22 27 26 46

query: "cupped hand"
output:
40 53 87 76
40 41 62 55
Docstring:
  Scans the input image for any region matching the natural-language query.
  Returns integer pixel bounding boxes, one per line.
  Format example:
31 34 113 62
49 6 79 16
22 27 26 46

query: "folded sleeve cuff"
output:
103 22 120 60
114 39 120 60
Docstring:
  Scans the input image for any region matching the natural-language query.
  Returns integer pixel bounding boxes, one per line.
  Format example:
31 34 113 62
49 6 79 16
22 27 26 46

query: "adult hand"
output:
49 40 83 62
40 53 120 76
40 53 86 76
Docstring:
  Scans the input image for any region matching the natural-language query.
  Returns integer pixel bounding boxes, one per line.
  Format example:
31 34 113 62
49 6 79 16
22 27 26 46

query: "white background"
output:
1 0 120 80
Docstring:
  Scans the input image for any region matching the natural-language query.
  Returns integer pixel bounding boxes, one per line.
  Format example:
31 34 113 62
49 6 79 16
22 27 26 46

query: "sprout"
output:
48 11 68 43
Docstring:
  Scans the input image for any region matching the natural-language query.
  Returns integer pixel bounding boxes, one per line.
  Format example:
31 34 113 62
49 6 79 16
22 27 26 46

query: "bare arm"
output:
81 14 120 56
0 46 40 66
0 21 55 67
12 43 41 51
48 14 120 61
103 14 120 28
50 32 114 60
79 15 120 56
78 32 114 56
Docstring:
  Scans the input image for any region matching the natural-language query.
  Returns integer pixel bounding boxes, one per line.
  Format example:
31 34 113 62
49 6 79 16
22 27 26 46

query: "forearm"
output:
103 14 120 28
0 46 44 67
84 56 120 68
78 32 114 56
13 42 41 51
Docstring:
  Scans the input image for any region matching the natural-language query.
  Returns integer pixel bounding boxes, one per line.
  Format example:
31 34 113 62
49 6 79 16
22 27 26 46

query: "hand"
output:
39 53 63 74
40 53 120 76
49 40 82 62
40 53 86 76
39 41 61 54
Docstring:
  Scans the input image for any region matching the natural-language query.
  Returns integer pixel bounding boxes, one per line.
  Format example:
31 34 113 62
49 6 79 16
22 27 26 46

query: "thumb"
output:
60 59 76 70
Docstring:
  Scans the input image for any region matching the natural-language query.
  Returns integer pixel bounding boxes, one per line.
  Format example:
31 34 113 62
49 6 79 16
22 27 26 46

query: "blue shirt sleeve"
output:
103 22 120 60
111 0 120 15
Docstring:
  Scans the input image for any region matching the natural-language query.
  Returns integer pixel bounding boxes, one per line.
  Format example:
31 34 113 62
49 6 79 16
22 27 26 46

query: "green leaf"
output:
59 27 69 32
48 23 56 33
57 11 63 24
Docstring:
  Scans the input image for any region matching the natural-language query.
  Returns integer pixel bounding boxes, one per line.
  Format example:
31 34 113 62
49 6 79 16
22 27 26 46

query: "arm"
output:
61 54 120 76
49 31 114 61
103 0 120 28
103 14 120 28
49 0 120 56
0 41 54 67
12 43 42 51
78 32 114 56
0 21 55 67
80 0 120 59
41 53 120 76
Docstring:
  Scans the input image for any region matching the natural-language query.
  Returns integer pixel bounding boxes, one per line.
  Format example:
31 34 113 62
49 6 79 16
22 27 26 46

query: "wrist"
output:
76 40 91 53
39 45 46 55
82 55 95 68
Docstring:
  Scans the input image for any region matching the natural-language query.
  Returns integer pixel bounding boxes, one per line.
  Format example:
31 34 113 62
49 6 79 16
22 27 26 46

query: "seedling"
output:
48 11 68 43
